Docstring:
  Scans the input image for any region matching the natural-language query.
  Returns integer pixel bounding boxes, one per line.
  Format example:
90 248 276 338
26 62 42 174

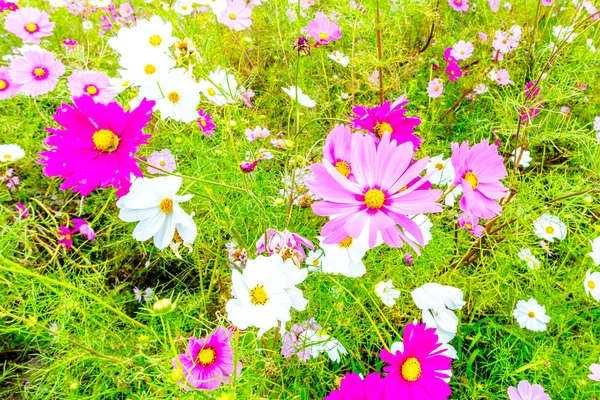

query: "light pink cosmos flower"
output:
147 149 176 174
493 30 519 54
306 133 443 250
458 214 484 237
322 124 354 181
4 7 54 44
488 0 500 11
451 40 474 61
589 357 600 381
541 0 554 5
0 66 22 100
245 126 270 141
427 78 444 98
449 0 469 12
9 50 65 97
507 380 551 400
451 139 508 220
474 83 488 94
218 0 253 31
594 116 600 132
478 32 489 41
305 12 342 47
67 70 116 104
495 69 513 86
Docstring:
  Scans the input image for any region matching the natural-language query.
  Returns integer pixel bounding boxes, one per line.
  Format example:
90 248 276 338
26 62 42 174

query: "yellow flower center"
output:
144 64 157 75
250 285 269 306
229 13 237 20
312 259 319 266
401 357 422 382
464 171 478 190
434 85 439 91
25 23 38 33
159 160 166 166
502 38 508 44
92 129 120 152
122 80 130 87
167 91 180 103
65 234 72 240
334 161 351 178
456 0 461 4
196 348 216 366
588 280 596 290
85 85 98 95
159 198 174 214
435 162 444 170
528 311 535 318
207 87 216 96
373 122 393 139
200 120 207 127
364 189 386 209
149 35 162 47
0 80 7 91
545 226 555 235
460 50 465 54
338 237 353 248
450 70 455 75
4 154 12 160
465 223 473 230
319 32 329 40
34 68 46 78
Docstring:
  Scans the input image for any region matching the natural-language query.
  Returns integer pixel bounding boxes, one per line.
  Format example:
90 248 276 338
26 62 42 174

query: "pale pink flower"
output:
449 0 469 12
218 0 253 31
495 69 513 86
478 32 489 41
0 66 22 100
450 40 474 61
67 70 116 104
488 0 500 11
541 0 554 5
427 78 444 98
305 12 342 46
147 149 176 174
245 126 270 141
9 50 65 97
4 7 54 44
492 31 518 54
589 358 600 381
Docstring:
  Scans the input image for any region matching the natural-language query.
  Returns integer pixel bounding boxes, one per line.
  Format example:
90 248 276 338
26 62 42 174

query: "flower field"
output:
0 0 600 398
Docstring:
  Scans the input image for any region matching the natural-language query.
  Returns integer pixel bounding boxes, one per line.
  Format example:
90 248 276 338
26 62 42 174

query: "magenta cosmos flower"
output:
4 7 54 44
305 12 341 47
0 66 22 100
67 70 116 104
380 322 452 399
9 50 65 97
445 63 462 82
39 95 155 197
322 124 354 180
324 372 386 400
449 0 469 12
197 109 216 136
57 226 74 250
351 97 422 149
218 0 253 31
450 139 508 220
172 326 240 391
306 133 442 250
507 380 551 400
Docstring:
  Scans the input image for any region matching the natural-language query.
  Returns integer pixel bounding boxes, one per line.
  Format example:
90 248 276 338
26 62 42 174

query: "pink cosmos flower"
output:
67 70 116 104
507 380 551 400
324 372 386 400
4 7 54 44
446 63 462 82
0 1 19 12
451 40 474 61
488 0 500 11
72 218 96 241
351 97 422 149
147 149 176 174
15 202 28 218
9 50 65 97
63 38 78 51
306 133 443 250
305 12 342 47
322 124 353 180
58 226 74 250
0 66 22 100
172 326 240 391
474 83 488 94
427 78 444 98
450 139 508 220
380 322 452 398
492 30 519 54
255 228 314 265
589 358 600 381
217 0 252 31
197 109 216 137
449 0 469 12
39 95 155 197
541 0 554 5
245 126 270 141
240 160 257 172
458 213 484 237
495 69 513 86
479 32 489 41
443 47 457 63
281 318 320 361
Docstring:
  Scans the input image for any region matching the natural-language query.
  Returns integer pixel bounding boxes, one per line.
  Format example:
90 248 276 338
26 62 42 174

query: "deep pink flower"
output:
306 133 443 250
72 218 96 241
197 109 216 137
458 213 484 237
450 139 508 220
322 124 354 180
305 12 341 46
380 322 452 398
0 66 22 100
443 47 457 63
541 0 554 6
67 70 116 104
58 226 74 250
507 380 551 400
0 1 19 12
217 0 252 31
403 253 413 265
449 0 469 12
172 326 240 391
255 228 314 265
15 202 28 218
240 160 257 172
445 63 462 82
351 97 422 149
324 372 386 400
63 38 78 51
525 81 540 100
39 95 155 197
9 50 65 97
4 7 54 44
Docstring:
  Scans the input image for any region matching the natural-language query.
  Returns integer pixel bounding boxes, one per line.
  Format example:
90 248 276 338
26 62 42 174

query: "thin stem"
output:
376 0 384 105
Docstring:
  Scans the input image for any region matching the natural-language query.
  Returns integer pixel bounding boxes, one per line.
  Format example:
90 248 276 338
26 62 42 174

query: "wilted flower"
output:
255 228 314 266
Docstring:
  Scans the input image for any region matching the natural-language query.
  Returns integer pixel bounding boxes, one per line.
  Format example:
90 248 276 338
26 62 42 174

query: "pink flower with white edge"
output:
305 12 341 47
306 133 443 251
451 40 474 61
9 50 65 97
4 7 54 44
72 218 96 241
245 126 270 141
427 78 444 98
495 69 513 86
0 66 22 100
217 0 252 31
451 139 508 220
67 70 116 104
147 149 177 174
449 0 469 12
458 214 484 237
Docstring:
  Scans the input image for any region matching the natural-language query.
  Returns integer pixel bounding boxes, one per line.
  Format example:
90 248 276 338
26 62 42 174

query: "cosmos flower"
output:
512 148 532 168
322 124 353 180
328 51 349 67
39 95 155 197
305 12 341 46
507 380 551 400
426 154 454 186
375 280 400 307
589 358 600 381
0 66 22 100
513 298 550 332
245 126 270 141
57 226 74 250
411 282 465 343
517 249 540 270
427 78 444 98
494 69 513 86
281 318 320 361
109 16 178 55
15 202 28 218
450 139 508 220
63 38 78 51
590 237 600 265
72 218 96 241
300 329 348 362
445 63 462 82
316 227 372 277
0 144 25 162
9 50 65 96
324 373 386 400
118 51 176 88
282 86 316 107
67 70 116 104
197 109 216 136
450 40 474 61
4 7 54 44
199 67 240 106
255 228 314 266
458 213 484 237
449 0 469 12
218 0 253 30
532 214 567 242
584 269 600 301
146 149 176 174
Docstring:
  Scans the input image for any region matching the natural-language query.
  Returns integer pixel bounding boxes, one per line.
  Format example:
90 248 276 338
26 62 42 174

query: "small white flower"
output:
411 283 465 343
512 148 532 168
587 39 597 53
196 0 227 14
0 144 25 162
108 76 133 94
513 298 550 332
552 25 576 43
422 307 459 343
584 269 600 301
426 154 455 186
49 0 65 7
305 249 324 271
375 280 400 307
517 248 540 269
173 0 194 15
82 20 93 31
282 86 316 108
198 67 240 106
445 184 462 207
533 213 567 242
89 0 111 7
328 51 349 67
300 329 348 362
590 237 600 265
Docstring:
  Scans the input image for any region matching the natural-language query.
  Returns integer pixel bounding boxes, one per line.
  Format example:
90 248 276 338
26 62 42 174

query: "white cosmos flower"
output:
552 25 576 43
198 67 240 106
584 269 600 301
411 283 465 343
404 214 433 247
196 0 227 14
300 329 348 362
512 148 532 168
282 86 316 108
82 20 93 30
173 0 194 15
226 255 293 338
445 184 462 207
277 254 309 315
328 51 349 67
375 280 400 307
533 213 567 242
118 51 176 88
589 237 600 265
517 248 540 269
513 298 550 332
422 308 459 344
426 154 454 186
138 68 201 123
109 17 177 56
108 76 133 94
90 0 111 7
305 249 324 271
318 226 372 278
0 144 25 162
117 176 197 250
